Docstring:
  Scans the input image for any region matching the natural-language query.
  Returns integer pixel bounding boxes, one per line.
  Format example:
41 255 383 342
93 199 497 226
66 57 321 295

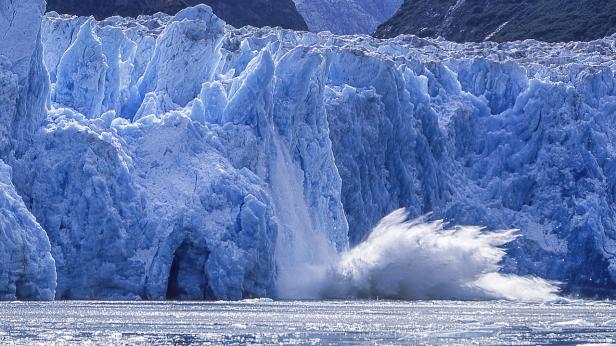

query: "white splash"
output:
283 209 560 302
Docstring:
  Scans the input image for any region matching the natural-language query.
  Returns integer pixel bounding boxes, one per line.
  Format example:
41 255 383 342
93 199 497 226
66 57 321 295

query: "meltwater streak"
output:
275 204 559 301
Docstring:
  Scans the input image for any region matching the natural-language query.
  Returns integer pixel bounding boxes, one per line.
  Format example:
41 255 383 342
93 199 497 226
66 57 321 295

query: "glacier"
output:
1 1 616 300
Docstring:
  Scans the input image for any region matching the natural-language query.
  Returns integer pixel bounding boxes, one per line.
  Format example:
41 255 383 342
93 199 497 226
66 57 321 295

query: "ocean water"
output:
0 300 615 345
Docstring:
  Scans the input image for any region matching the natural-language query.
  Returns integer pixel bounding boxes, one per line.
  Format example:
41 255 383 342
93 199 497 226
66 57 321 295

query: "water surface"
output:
1 300 615 344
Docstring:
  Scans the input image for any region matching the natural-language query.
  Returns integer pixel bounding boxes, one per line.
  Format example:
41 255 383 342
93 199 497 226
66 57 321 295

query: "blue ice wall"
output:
0 0 55 300
3 4 616 299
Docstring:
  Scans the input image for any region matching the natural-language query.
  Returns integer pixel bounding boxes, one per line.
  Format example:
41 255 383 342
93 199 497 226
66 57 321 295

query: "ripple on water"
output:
0 300 614 345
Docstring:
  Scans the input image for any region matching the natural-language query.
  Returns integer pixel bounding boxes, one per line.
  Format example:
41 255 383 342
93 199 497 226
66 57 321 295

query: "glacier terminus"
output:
0 0 616 301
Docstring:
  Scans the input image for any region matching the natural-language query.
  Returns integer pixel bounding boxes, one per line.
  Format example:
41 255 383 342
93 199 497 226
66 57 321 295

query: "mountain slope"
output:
46 0 308 30
294 0 402 34
375 0 616 42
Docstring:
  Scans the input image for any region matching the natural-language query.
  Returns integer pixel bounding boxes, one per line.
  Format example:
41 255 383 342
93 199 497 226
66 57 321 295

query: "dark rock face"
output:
375 0 616 42
46 0 308 30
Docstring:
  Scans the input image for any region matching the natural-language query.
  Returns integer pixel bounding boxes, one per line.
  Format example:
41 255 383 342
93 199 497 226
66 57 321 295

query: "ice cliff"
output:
0 0 49 158
0 161 56 300
2 3 616 300
0 0 56 300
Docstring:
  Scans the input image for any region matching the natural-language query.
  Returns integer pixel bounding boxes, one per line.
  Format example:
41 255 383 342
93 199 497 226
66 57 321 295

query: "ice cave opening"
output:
165 241 215 301
14 275 29 301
